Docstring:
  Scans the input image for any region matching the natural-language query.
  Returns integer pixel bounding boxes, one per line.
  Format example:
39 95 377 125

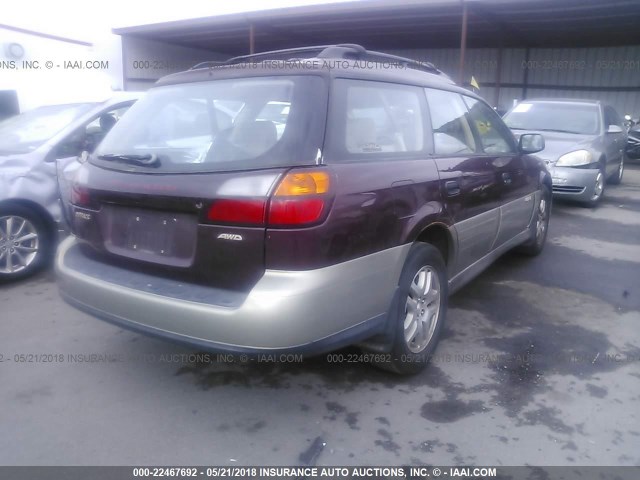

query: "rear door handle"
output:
445 180 461 196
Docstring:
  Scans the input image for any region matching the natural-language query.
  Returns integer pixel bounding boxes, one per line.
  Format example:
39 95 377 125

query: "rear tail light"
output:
268 170 330 227
268 198 325 225
207 199 266 225
274 171 330 196
71 184 91 207
206 169 332 228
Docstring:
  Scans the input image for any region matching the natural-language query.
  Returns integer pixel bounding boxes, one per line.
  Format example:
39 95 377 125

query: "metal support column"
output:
458 0 468 85
522 47 530 99
494 46 503 107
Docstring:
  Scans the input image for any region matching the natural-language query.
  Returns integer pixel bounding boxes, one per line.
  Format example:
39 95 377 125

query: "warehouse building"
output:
114 0 640 116
0 23 122 112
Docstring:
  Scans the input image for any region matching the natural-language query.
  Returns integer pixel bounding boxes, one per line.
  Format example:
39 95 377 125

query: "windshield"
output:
504 102 600 135
93 76 327 173
0 103 94 154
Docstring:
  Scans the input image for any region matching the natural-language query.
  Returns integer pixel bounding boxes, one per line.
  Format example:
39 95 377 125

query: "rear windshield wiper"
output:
97 153 160 167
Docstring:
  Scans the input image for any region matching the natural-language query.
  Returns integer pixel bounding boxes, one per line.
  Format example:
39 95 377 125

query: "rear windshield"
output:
92 76 327 173
503 102 600 135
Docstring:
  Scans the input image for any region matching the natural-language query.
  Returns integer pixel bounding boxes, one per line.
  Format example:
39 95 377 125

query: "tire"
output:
0 205 53 283
372 243 448 375
516 186 551 257
583 167 605 208
608 157 624 185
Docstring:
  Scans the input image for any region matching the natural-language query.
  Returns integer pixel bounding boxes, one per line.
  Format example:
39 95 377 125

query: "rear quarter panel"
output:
265 159 445 270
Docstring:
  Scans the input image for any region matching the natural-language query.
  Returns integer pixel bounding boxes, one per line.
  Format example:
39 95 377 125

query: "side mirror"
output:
83 136 97 153
607 124 623 134
518 133 545 154
78 150 91 164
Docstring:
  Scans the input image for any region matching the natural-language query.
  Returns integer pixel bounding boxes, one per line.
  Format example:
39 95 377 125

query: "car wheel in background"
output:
0 205 53 283
372 243 447 375
608 157 624 185
584 168 605 208
517 185 551 256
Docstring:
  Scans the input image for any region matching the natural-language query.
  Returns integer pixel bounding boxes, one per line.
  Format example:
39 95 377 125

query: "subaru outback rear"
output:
57 45 550 374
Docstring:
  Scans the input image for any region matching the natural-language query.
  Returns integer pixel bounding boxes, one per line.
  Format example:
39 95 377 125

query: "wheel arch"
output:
598 152 607 167
359 230 451 356
414 222 454 268
0 198 57 238
540 169 552 192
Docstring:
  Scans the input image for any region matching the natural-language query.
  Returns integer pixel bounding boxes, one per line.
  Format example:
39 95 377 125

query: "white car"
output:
0 92 141 281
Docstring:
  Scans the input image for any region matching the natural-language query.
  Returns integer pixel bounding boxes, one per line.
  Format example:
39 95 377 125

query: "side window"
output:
55 103 134 159
463 96 516 154
85 105 130 135
341 80 425 155
84 105 133 151
604 107 612 127
604 106 622 127
424 88 476 155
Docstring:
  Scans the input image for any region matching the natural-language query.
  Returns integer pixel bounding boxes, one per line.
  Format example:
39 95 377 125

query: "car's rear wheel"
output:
517 186 550 256
608 157 624 185
372 243 447 375
0 205 52 283
584 168 605 208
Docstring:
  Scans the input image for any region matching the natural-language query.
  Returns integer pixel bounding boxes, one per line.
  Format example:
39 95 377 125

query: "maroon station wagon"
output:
56 45 550 374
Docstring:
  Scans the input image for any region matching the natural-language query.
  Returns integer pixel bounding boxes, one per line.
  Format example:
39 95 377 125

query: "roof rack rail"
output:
189 46 333 70
315 44 366 59
189 44 444 76
312 44 443 75
190 60 228 70
225 45 333 65
354 50 442 75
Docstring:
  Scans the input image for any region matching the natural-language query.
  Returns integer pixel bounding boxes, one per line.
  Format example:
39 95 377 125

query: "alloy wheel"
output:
591 172 604 202
536 197 547 243
0 215 40 275
403 266 441 353
618 159 624 182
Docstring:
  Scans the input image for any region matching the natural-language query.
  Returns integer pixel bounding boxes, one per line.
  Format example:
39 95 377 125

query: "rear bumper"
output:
56 237 409 354
550 166 599 202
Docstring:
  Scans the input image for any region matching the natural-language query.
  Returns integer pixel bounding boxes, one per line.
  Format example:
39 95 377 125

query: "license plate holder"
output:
102 206 197 267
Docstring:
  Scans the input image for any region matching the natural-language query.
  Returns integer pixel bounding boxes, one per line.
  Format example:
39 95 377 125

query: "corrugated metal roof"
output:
113 0 640 55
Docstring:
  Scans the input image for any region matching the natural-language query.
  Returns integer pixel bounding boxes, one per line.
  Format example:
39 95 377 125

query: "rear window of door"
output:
325 79 430 161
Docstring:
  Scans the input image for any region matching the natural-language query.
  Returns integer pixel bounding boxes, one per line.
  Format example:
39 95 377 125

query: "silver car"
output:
504 99 626 207
0 93 140 281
